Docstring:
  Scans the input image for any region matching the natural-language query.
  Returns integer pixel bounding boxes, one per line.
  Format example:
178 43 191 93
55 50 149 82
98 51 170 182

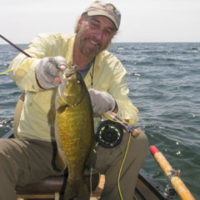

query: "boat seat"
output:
16 173 100 200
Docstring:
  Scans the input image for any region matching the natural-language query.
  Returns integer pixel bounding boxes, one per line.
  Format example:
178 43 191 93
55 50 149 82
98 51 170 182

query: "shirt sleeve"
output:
9 54 41 92
107 59 139 125
8 33 67 92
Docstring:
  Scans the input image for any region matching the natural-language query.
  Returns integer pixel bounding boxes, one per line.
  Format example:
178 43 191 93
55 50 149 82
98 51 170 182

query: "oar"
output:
150 145 195 200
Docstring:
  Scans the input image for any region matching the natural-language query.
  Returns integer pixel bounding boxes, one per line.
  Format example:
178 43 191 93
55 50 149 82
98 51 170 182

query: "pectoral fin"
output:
57 104 68 114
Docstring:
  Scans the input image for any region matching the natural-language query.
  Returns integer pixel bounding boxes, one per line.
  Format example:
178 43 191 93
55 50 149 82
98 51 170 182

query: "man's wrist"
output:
112 101 118 113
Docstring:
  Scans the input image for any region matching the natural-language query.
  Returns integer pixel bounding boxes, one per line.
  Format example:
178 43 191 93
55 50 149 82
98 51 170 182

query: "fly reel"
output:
95 120 123 148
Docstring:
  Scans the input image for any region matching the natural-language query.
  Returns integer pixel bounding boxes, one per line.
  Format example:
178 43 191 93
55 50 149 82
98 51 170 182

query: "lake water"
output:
0 42 199 199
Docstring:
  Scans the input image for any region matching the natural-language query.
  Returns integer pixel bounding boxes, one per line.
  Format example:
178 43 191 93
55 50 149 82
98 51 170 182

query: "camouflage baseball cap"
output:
84 1 121 30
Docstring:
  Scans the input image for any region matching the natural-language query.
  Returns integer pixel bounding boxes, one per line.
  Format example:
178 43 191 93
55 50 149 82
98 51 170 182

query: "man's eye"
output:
104 29 113 37
90 22 98 28
105 30 112 35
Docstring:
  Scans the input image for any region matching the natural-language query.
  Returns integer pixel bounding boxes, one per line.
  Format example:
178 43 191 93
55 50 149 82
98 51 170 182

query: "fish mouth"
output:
65 65 77 77
60 65 77 81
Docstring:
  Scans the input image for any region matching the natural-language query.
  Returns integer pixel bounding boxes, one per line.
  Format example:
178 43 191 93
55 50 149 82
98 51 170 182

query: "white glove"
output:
36 56 67 89
89 89 116 116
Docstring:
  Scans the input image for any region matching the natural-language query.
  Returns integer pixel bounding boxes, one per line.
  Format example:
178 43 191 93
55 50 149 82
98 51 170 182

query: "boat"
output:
2 130 175 200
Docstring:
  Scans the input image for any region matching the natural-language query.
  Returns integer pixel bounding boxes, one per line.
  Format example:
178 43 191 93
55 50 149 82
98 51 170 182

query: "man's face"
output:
76 15 117 57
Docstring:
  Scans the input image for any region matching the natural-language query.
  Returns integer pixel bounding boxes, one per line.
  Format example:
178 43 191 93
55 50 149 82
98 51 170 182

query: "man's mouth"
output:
89 38 101 49
90 40 98 45
80 36 104 56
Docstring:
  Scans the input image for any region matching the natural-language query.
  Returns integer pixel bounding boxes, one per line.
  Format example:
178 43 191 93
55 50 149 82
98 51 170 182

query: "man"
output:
0 1 148 199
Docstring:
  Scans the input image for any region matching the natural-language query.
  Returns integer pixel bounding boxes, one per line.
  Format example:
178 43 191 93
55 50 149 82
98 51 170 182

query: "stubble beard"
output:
80 37 108 58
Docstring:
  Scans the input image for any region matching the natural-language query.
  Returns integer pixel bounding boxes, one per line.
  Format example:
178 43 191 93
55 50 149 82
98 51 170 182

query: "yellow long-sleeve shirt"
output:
9 33 139 142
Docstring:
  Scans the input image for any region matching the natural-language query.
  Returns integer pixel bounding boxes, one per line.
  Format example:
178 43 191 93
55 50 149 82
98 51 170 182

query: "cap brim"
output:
87 10 119 29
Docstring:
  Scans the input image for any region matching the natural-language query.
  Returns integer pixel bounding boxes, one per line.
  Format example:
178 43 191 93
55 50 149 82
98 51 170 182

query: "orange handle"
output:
150 145 195 200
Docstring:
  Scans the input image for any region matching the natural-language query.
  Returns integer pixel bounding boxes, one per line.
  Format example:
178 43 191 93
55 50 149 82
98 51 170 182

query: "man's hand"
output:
89 89 116 116
36 56 67 89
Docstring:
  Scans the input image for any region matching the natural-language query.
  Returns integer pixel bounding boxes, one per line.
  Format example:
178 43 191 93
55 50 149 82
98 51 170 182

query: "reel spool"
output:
95 120 124 148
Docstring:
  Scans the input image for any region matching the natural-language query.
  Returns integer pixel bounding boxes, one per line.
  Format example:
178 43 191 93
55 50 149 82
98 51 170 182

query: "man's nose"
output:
93 30 103 41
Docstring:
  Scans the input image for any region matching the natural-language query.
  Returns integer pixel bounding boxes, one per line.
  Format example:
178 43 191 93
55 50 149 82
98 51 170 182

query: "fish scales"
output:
55 66 94 200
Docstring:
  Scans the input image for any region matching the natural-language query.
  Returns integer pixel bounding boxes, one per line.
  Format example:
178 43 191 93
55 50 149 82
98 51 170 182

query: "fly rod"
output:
150 145 195 200
0 34 31 57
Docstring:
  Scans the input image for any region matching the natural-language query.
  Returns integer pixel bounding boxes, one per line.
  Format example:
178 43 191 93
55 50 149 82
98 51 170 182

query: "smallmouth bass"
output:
55 65 95 200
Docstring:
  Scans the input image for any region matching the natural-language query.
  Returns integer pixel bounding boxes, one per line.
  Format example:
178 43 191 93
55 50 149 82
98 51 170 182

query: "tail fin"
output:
63 178 89 200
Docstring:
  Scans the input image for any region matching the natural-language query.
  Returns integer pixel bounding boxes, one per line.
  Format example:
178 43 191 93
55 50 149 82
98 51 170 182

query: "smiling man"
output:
0 1 148 200
74 15 116 61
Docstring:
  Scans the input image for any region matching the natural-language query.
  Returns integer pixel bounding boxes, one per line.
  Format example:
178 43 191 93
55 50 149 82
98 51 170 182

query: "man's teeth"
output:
91 40 98 45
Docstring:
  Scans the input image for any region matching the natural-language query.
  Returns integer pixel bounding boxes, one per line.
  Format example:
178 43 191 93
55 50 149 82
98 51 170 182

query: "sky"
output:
0 0 200 44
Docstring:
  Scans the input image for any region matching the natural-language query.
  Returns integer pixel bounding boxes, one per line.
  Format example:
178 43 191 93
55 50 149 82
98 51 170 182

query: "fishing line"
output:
0 59 35 75
0 68 14 75
0 62 24 75
117 132 131 200
89 167 93 197
103 112 132 200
